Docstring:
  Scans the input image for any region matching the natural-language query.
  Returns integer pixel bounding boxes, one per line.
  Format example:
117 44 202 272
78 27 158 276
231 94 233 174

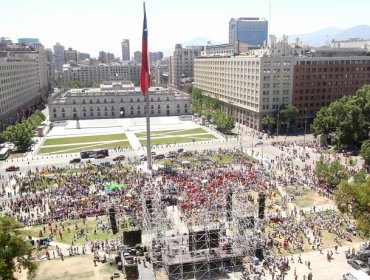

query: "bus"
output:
80 149 109 159
0 147 11 160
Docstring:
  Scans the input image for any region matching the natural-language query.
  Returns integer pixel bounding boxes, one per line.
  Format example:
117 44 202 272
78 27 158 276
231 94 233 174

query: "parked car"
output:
95 154 105 159
177 148 184 153
348 259 370 274
154 154 165 160
255 141 263 146
70 158 81 164
5 166 20 172
113 155 125 161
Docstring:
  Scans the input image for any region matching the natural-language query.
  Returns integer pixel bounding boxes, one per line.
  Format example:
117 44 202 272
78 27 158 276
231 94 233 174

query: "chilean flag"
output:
140 3 150 96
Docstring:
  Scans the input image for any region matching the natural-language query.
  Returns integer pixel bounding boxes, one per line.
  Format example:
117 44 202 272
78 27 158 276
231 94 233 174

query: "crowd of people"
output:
0 139 366 280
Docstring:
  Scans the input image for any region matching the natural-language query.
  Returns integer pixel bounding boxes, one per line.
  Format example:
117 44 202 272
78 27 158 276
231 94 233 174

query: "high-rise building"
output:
78 52 90 61
0 53 40 129
134 51 142 64
18 38 40 45
229 17 268 46
194 55 294 130
121 39 130 61
64 47 78 63
154 58 169 87
53 42 65 71
61 63 141 87
149 51 164 66
45 48 55 82
169 44 203 89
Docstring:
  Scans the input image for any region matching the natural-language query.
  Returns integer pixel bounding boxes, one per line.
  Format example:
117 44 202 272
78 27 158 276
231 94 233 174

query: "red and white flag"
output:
140 3 151 96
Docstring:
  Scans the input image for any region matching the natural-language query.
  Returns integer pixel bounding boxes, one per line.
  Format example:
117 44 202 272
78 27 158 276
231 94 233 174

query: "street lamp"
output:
303 108 308 155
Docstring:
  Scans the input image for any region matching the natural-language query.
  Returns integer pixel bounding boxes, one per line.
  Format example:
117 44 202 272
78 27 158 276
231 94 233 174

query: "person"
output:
307 260 311 269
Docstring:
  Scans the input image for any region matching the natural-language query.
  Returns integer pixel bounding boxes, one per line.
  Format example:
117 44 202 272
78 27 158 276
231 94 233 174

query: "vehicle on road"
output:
113 155 125 161
177 148 184 153
70 158 81 164
343 270 370 279
0 147 11 160
95 154 105 159
80 149 109 159
5 165 20 172
154 154 165 160
255 141 263 146
348 259 370 275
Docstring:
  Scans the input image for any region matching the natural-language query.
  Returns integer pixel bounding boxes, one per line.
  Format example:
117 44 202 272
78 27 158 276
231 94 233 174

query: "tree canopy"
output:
311 85 370 148
360 140 370 166
0 216 37 280
314 156 349 188
334 177 370 237
1 110 45 151
191 87 234 133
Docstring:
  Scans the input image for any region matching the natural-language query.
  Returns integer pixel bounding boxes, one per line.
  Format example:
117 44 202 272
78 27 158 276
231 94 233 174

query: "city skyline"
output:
1 0 370 58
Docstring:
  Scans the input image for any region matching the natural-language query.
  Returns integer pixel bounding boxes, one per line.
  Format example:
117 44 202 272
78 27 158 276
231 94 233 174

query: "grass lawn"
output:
140 134 216 145
43 134 127 146
285 186 331 208
136 128 207 137
38 140 130 155
19 216 128 245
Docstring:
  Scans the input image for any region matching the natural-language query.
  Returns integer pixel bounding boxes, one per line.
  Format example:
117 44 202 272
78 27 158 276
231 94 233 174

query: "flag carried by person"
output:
140 3 151 96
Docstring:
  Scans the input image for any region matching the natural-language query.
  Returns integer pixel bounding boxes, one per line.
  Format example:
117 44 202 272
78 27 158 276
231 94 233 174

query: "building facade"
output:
53 42 65 72
229 17 268 46
61 63 141 87
48 82 191 121
121 39 130 61
292 56 370 128
194 55 294 130
0 54 40 129
154 58 169 87
64 47 78 63
134 51 142 64
169 44 203 89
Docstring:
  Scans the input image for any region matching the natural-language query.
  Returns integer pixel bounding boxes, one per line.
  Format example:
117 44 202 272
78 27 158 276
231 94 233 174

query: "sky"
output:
0 0 369 58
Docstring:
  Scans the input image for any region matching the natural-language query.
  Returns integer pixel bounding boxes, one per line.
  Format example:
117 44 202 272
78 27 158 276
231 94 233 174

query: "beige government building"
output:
48 81 191 121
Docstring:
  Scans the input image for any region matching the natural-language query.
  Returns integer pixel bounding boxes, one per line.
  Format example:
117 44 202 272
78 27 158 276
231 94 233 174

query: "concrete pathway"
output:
125 131 142 151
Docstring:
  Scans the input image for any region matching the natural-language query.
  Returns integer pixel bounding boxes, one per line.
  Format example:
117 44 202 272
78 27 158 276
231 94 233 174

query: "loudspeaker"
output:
255 248 264 261
123 229 142 247
109 208 118 234
226 192 232 221
125 265 139 280
258 192 266 219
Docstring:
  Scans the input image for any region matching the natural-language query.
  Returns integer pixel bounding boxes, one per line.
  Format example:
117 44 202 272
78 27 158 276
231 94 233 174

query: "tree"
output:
314 156 349 188
213 110 235 133
361 140 370 166
0 217 37 280
311 85 370 148
67 79 83 89
334 177 370 237
278 105 299 132
1 123 34 151
261 115 276 133
0 110 44 151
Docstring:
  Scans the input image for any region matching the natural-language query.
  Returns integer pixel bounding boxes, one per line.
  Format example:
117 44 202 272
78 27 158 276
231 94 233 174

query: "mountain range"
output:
163 25 370 56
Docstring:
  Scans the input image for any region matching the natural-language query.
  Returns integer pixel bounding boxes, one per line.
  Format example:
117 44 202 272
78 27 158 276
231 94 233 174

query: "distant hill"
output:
288 25 370 47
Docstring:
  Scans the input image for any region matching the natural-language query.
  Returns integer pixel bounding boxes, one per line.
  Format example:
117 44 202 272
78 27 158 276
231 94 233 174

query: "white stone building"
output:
0 54 40 129
61 63 141 87
194 55 294 130
48 81 191 122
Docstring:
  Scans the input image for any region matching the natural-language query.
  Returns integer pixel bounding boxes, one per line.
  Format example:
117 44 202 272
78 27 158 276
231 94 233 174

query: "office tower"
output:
78 52 90 61
134 51 142 64
53 42 65 71
169 44 202 89
229 17 268 46
121 39 130 61
0 52 40 129
64 47 78 63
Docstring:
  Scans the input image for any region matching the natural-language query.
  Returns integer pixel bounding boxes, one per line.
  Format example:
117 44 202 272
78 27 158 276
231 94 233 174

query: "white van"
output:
343 271 370 280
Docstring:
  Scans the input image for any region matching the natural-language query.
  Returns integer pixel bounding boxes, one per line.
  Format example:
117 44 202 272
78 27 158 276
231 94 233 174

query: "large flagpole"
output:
142 2 152 170
145 73 152 170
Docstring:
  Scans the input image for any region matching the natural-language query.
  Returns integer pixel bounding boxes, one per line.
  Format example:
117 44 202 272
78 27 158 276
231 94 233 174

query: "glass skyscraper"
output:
229 17 268 46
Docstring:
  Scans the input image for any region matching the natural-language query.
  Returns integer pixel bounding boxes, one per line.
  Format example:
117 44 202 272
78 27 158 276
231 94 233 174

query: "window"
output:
112 111 115 116
185 108 188 113
53 113 57 118
62 113 65 118
157 104 161 109
177 104 180 108
82 99 86 104
177 109 180 113
61 108 65 112
111 106 114 111
151 110 154 115
166 104 170 109
90 107 93 111
166 97 170 101
83 112 86 117
97 99 100 104
53 108 56 112
157 97 160 101
97 107 100 111
111 99 114 103
98 112 101 116
130 98 133 102
90 112 94 117
104 99 107 103
72 99 76 104
90 99 93 104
